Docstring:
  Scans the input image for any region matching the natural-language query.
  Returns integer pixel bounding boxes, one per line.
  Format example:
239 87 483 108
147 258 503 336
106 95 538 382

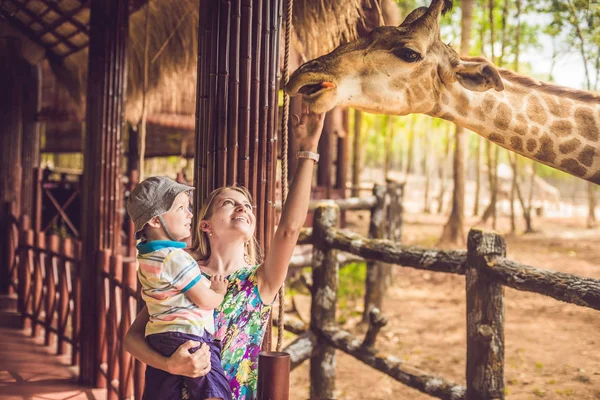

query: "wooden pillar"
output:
21 63 42 218
466 229 505 399
0 38 24 294
310 204 339 399
80 0 129 386
195 0 281 248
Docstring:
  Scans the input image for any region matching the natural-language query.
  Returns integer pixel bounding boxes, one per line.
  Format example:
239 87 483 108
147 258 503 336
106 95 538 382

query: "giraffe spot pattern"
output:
559 138 581 154
560 159 587 177
442 93 450 105
429 104 442 116
544 96 570 118
489 132 505 144
589 170 600 185
514 114 528 136
575 107 599 141
441 112 456 122
526 96 548 126
457 93 469 117
510 136 524 152
494 103 512 131
578 145 596 167
526 139 537 153
549 120 573 137
534 135 556 163
531 127 539 136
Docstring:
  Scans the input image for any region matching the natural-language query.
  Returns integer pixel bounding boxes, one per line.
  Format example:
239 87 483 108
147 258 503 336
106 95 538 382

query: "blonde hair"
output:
191 186 262 265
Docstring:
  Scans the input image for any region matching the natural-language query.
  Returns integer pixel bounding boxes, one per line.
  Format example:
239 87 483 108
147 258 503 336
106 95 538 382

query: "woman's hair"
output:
191 186 263 265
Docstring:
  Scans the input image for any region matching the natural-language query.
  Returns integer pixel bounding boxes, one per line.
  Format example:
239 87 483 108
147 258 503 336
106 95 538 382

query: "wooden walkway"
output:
0 296 106 400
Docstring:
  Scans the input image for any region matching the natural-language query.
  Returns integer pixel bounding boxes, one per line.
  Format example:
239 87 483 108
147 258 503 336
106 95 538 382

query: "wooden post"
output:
96 249 111 389
119 260 137 399
363 184 386 323
466 229 505 399
362 181 403 323
310 204 339 399
21 63 42 219
80 0 129 386
0 39 24 294
44 234 59 346
257 352 290 400
17 216 31 327
57 237 72 355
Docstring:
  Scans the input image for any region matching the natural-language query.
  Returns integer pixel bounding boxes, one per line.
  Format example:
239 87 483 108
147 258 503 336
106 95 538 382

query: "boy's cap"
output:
126 176 194 239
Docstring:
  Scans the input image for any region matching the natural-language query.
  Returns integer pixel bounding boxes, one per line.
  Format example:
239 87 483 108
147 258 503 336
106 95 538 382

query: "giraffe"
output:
285 0 600 184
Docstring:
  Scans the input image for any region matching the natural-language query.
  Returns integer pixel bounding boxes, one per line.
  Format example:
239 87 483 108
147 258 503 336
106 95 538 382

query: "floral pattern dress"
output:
212 265 272 400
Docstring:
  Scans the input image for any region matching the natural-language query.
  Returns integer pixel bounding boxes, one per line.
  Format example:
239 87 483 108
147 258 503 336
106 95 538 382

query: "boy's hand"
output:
210 275 228 295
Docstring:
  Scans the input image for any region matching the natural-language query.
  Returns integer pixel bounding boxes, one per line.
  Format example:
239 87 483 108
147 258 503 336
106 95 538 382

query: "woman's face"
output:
203 188 256 242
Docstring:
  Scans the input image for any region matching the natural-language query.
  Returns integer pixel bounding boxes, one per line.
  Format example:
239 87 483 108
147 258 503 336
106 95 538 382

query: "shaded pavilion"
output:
0 0 398 396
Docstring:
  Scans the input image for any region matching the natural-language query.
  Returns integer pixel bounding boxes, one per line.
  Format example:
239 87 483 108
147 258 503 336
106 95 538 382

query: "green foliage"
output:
338 261 367 300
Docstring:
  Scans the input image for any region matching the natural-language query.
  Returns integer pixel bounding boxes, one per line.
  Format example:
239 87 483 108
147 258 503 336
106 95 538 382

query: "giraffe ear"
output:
454 61 504 92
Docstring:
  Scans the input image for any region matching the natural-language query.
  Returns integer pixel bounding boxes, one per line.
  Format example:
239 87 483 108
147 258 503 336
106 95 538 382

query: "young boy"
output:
126 176 232 400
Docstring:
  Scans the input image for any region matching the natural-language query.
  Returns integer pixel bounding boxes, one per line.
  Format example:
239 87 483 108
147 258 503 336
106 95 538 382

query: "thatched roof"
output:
1 0 399 154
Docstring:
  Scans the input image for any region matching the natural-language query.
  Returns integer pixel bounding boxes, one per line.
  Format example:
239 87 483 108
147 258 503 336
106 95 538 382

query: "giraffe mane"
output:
462 56 600 104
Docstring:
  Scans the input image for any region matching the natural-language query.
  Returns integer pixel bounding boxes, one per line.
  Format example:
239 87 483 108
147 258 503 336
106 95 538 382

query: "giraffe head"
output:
285 0 504 115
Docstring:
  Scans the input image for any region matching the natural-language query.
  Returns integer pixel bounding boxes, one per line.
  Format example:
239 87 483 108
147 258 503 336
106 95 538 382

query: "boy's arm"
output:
185 281 224 310
167 251 226 310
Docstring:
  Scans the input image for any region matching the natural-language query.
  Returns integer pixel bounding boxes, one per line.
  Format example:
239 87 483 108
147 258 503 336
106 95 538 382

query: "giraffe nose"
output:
299 59 322 72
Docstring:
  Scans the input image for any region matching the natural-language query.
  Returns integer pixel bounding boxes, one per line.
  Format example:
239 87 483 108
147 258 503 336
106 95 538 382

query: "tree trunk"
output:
436 123 451 214
439 0 473 244
439 125 465 245
404 115 416 178
473 136 481 217
509 152 517 234
587 182 596 229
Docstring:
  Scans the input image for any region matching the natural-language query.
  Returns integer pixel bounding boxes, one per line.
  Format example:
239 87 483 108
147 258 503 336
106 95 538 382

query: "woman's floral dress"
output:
212 265 272 400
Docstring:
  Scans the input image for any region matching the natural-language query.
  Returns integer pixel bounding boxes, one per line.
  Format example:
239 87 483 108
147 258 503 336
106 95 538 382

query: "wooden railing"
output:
96 250 146 399
9 213 145 399
15 215 82 364
284 203 600 399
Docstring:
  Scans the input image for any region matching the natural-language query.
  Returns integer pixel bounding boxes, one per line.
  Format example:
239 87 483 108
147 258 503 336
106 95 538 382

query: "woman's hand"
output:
293 110 326 152
166 341 212 378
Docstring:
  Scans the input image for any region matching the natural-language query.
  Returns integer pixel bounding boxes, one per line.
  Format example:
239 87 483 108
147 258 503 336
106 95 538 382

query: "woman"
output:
124 110 326 399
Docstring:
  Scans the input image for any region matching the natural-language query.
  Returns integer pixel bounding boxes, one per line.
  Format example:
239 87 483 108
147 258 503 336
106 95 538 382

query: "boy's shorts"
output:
143 331 232 400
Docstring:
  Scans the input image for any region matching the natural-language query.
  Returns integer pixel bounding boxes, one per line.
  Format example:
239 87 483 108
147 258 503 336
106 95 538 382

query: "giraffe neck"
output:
429 69 600 184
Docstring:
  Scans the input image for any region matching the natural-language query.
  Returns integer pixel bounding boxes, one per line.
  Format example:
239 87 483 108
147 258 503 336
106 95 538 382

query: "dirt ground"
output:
285 207 600 399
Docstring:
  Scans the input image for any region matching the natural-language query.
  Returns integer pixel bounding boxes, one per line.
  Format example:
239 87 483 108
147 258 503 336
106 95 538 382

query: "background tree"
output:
439 0 474 245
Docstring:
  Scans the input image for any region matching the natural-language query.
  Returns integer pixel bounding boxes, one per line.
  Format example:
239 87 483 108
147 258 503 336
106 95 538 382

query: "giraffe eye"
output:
392 47 421 63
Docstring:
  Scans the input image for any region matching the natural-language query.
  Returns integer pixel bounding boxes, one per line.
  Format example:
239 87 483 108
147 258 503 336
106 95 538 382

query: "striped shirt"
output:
137 240 214 337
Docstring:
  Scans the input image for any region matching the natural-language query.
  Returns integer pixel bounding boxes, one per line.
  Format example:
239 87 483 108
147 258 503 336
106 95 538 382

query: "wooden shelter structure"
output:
0 0 400 396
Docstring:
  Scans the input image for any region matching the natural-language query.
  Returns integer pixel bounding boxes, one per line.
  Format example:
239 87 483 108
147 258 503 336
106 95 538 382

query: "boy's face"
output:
160 191 193 241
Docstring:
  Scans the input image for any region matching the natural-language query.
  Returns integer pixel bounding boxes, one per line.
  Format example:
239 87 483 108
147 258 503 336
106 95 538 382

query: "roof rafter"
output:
36 1 89 38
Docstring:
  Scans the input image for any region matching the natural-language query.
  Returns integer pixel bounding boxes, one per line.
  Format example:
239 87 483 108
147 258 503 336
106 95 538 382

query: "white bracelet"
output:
297 150 320 163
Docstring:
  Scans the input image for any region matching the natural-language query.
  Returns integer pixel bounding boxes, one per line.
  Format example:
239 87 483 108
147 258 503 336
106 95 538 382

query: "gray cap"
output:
126 176 194 239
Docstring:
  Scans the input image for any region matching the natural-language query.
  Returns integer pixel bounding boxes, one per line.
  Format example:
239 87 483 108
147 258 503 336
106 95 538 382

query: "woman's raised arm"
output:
258 111 325 303
124 306 212 378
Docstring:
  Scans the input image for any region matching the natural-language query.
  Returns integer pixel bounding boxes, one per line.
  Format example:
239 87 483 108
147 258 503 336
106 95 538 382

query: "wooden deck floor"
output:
0 300 106 399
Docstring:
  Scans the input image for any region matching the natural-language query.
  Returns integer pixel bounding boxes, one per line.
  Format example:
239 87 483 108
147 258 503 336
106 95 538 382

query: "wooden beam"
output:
33 0 89 37
4 0 78 51
36 2 90 38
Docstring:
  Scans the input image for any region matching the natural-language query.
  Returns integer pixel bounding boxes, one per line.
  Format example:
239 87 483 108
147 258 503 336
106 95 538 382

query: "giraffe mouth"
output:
297 81 336 98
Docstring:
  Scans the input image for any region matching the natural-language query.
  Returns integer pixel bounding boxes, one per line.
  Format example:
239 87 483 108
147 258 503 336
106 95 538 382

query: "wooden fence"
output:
283 203 600 400
8 213 146 399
